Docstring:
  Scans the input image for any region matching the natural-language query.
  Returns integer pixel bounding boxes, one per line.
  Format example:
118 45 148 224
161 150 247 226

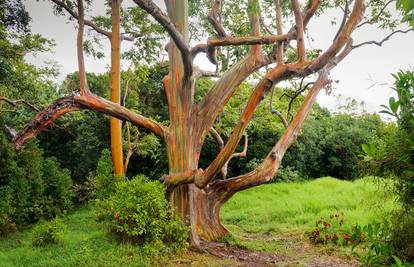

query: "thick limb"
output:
13 94 166 150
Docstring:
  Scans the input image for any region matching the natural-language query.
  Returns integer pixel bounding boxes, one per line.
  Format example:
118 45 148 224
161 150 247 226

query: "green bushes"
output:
0 131 73 234
98 175 188 249
360 70 414 263
31 218 66 247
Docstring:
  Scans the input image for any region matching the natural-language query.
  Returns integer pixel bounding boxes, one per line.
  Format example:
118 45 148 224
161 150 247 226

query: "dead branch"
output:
352 28 414 49
0 97 40 112
269 87 288 128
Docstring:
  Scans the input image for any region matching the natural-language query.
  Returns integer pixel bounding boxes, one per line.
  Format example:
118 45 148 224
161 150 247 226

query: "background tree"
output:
5 0 413 247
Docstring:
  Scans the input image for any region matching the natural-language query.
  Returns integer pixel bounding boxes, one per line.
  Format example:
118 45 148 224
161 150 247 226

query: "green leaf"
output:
389 97 400 113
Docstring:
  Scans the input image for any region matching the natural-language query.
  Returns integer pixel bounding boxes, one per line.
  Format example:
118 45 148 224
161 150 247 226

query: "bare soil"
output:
166 233 360 267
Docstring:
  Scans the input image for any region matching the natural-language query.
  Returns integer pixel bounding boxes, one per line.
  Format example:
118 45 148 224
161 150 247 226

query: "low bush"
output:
98 175 188 249
31 218 66 247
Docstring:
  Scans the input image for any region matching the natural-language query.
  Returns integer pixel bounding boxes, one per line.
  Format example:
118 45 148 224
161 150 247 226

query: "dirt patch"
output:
166 233 360 266
202 241 289 266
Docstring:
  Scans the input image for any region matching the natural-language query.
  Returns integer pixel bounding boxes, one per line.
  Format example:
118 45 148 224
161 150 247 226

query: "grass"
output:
0 205 172 267
0 177 396 266
222 177 395 234
220 176 397 259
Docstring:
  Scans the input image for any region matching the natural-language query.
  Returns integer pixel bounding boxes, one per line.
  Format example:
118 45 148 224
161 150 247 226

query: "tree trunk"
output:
166 138 230 242
168 183 230 242
110 0 124 176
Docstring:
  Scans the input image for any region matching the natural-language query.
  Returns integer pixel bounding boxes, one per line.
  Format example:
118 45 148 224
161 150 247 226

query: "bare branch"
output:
209 127 224 149
194 67 220 79
195 64 289 188
208 0 227 37
334 0 350 41
221 134 248 179
307 0 365 74
357 0 395 28
291 0 306 61
269 87 288 128
208 34 290 47
3 125 17 139
0 97 40 112
274 0 284 64
352 28 414 49
124 122 139 173
50 0 112 38
77 0 90 95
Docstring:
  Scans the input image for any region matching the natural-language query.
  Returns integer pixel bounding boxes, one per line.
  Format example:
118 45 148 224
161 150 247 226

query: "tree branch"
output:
291 0 306 61
352 28 414 49
133 0 193 78
306 0 364 74
0 97 40 112
208 0 227 37
269 87 288 128
211 69 331 193
195 64 289 188
50 0 112 38
77 0 90 95
13 94 166 150
221 134 248 179
357 0 395 28
274 0 284 64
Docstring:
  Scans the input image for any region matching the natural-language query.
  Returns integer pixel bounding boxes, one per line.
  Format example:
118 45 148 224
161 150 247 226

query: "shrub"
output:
93 149 117 200
98 175 188 248
0 131 73 231
309 212 352 246
32 218 66 247
276 166 303 182
73 175 96 205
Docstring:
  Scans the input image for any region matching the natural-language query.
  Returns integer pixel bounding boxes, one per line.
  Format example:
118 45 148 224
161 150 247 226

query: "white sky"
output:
24 0 414 114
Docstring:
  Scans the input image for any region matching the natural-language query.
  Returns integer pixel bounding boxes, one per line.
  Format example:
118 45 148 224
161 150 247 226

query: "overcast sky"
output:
24 1 414 114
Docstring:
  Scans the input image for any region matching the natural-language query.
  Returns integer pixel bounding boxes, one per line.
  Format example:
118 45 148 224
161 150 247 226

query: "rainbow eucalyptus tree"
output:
10 0 414 245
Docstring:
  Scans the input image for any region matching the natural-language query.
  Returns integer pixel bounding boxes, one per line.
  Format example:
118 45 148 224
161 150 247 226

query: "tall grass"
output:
221 177 396 234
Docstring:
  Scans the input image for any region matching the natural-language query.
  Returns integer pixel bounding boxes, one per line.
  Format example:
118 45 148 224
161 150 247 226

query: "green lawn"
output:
0 177 396 266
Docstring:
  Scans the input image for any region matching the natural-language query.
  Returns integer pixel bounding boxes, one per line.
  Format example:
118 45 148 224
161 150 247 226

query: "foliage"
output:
0 131 73 233
397 0 414 26
361 70 414 262
98 175 188 248
31 218 66 247
276 166 304 183
93 149 116 201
